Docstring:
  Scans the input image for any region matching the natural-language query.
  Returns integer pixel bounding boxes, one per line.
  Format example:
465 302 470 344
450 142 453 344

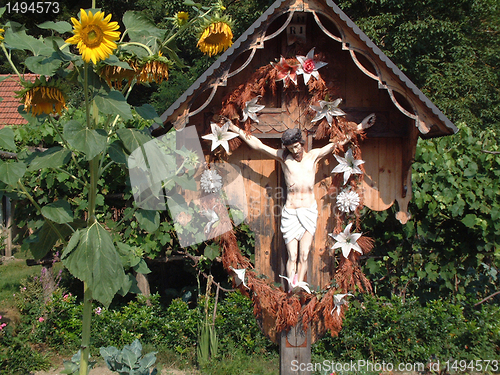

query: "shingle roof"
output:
0 74 38 129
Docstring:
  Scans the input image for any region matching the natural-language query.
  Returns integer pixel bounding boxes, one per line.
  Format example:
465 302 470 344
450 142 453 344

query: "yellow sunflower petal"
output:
197 21 233 57
81 9 89 23
67 8 121 64
21 82 67 116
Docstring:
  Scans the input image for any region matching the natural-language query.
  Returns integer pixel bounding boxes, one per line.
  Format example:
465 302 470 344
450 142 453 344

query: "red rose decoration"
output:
303 59 315 74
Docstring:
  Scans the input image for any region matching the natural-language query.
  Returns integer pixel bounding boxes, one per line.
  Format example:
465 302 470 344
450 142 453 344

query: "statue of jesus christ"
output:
229 115 374 290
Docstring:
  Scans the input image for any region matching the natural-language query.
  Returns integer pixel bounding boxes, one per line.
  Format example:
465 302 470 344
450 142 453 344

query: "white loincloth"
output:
280 202 318 244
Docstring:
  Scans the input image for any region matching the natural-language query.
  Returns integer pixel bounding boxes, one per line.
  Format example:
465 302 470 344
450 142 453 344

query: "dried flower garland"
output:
201 47 375 340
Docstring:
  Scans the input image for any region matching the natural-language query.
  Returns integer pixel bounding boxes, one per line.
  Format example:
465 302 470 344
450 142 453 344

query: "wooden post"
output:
5 197 12 258
280 321 311 375
135 271 151 305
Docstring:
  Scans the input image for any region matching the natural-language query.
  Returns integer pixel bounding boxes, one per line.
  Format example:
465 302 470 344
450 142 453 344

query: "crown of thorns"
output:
281 128 304 146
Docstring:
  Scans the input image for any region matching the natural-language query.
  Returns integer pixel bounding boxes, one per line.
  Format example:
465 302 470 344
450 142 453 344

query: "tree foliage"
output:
337 0 500 131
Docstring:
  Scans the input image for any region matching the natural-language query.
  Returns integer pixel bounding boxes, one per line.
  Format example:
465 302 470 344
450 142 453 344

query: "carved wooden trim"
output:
263 10 295 43
387 88 418 121
311 10 342 43
310 9 425 133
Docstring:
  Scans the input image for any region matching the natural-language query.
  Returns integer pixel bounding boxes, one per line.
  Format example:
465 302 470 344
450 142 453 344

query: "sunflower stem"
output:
79 283 93 375
83 63 93 128
1 43 22 79
78 60 99 375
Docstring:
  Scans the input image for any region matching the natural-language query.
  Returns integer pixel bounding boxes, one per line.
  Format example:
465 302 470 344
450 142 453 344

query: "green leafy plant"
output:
61 350 97 375
362 123 499 301
197 276 219 366
0 2 237 374
313 294 500 364
100 339 158 375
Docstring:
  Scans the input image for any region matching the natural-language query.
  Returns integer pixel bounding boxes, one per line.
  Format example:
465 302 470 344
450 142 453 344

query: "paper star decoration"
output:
329 223 363 259
310 98 346 126
201 121 239 153
230 267 249 289
242 97 265 123
331 293 354 315
296 48 328 84
331 148 365 185
279 274 311 294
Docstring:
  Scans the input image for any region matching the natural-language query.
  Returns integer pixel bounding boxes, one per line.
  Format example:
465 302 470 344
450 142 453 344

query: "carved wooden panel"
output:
361 138 412 223
230 141 284 282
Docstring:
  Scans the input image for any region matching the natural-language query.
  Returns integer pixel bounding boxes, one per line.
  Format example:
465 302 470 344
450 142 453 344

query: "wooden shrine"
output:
159 0 456 372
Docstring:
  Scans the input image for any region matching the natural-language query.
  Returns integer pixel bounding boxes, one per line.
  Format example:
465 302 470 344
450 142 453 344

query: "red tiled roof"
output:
0 73 38 129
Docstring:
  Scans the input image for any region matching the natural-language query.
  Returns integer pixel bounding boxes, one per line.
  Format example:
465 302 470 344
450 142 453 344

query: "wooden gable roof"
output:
0 74 38 129
161 0 457 139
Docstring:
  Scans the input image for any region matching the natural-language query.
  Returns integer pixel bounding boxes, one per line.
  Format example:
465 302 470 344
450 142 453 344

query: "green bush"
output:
0 329 50 375
215 291 276 355
4 273 499 374
362 124 500 302
313 295 500 364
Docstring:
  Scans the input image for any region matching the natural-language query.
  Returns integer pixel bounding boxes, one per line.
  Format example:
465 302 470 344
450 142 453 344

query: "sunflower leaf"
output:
0 160 26 186
63 120 108 161
25 54 64 76
0 127 17 152
37 21 73 34
23 219 85 260
4 25 53 56
103 55 132 70
116 128 152 154
108 141 128 164
41 200 74 224
123 11 165 42
135 104 161 122
95 91 133 121
61 222 127 307
25 147 72 171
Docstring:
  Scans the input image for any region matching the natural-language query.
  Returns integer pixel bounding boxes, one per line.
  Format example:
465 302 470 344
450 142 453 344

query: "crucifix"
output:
228 116 374 292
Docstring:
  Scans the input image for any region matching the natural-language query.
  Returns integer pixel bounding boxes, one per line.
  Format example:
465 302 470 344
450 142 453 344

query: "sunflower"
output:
134 53 172 84
98 58 137 89
197 16 233 57
18 77 67 116
174 12 189 26
65 9 120 64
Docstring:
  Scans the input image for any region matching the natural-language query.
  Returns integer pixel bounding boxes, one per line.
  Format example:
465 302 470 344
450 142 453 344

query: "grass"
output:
199 349 279 375
0 248 62 322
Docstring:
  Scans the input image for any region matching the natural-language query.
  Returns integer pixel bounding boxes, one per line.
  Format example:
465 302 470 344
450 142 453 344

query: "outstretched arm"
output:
312 113 376 161
228 122 281 160
357 113 376 130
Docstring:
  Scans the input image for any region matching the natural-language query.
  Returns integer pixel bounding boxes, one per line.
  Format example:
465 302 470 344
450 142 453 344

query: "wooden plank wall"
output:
362 138 403 211
230 142 285 283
